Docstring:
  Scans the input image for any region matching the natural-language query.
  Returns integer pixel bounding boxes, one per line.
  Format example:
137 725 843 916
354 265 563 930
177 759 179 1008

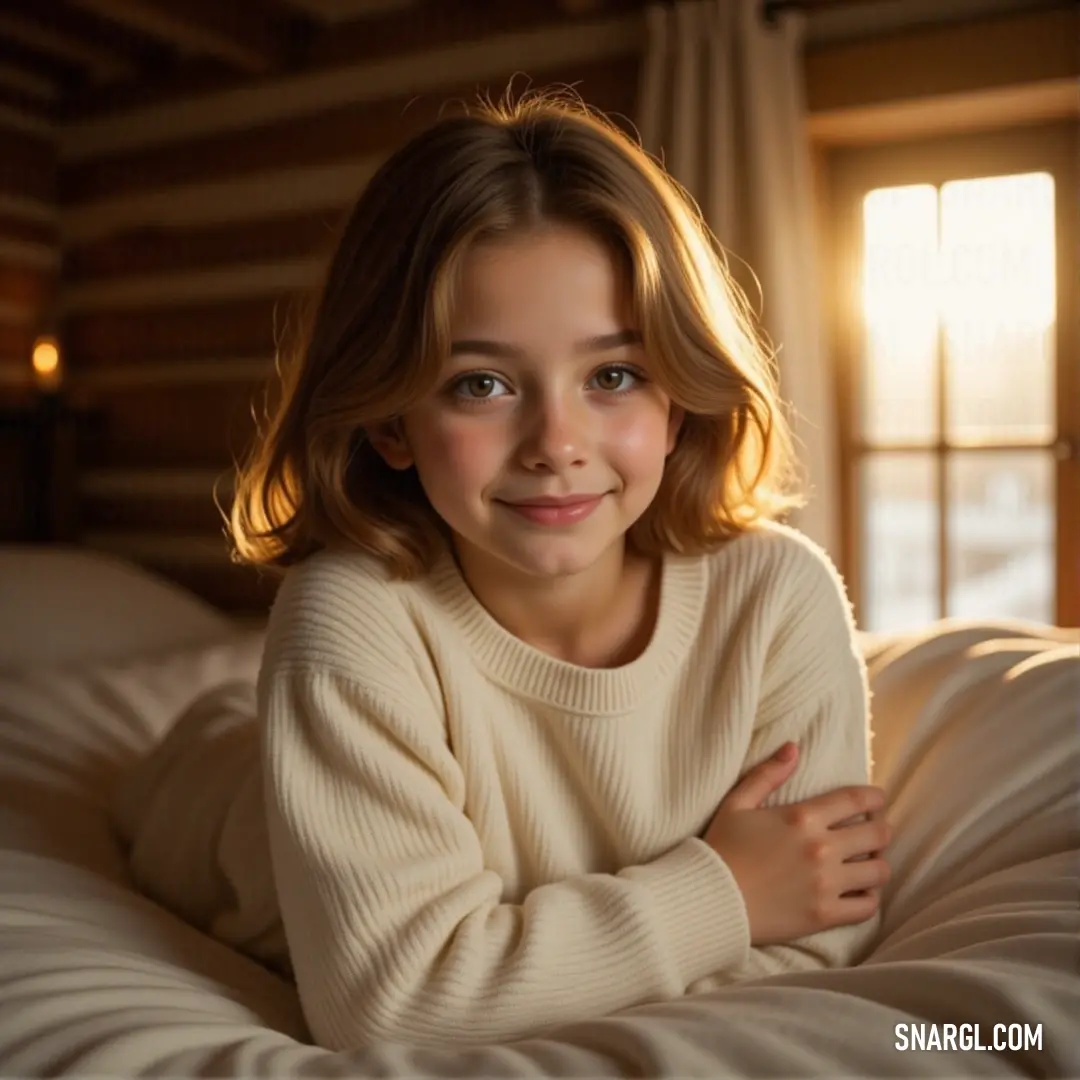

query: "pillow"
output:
0 544 236 670
0 631 266 878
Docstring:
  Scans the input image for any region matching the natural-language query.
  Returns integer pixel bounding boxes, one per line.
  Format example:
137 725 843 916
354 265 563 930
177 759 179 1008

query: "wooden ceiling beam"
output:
0 36 83 91
64 0 643 121
0 10 136 82
0 62 60 103
67 0 298 74
0 82 58 126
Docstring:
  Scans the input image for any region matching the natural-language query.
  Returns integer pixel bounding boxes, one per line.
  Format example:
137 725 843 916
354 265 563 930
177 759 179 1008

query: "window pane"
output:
861 452 938 632
860 185 938 443
941 173 1056 443
947 451 1054 622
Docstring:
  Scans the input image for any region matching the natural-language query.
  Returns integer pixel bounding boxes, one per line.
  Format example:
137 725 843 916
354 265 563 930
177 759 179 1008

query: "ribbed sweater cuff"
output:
625 837 750 987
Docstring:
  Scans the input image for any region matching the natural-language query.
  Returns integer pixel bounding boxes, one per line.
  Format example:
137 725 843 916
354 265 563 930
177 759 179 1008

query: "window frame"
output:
823 119 1079 628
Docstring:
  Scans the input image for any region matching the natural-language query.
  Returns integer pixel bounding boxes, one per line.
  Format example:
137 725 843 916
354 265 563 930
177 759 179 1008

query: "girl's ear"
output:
366 419 414 471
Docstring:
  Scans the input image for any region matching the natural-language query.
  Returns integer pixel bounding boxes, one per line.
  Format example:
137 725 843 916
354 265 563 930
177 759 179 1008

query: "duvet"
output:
0 616 1077 1077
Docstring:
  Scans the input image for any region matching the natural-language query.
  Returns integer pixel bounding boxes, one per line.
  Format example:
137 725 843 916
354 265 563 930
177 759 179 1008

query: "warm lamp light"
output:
32 334 62 393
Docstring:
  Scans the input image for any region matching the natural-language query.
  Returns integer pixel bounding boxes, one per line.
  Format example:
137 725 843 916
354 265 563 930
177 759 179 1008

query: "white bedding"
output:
0 555 1077 1077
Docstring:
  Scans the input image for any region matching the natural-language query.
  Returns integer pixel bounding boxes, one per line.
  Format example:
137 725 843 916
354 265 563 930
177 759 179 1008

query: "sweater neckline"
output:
424 543 706 716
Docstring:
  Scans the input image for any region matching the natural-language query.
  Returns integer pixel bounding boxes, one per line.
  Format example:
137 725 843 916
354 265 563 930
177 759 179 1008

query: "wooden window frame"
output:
823 119 1079 628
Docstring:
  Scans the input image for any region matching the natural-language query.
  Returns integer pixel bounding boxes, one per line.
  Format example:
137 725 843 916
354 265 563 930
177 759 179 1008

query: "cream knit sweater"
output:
258 522 877 1050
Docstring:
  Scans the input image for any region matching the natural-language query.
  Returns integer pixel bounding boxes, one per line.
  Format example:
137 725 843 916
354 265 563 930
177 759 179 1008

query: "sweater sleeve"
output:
688 536 880 994
261 664 749 1050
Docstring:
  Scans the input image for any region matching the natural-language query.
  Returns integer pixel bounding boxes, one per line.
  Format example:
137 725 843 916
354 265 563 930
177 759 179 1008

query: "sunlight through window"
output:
857 172 1057 633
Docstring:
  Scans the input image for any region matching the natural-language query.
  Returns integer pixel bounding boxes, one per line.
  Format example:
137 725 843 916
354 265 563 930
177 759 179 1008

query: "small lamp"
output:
31 334 63 394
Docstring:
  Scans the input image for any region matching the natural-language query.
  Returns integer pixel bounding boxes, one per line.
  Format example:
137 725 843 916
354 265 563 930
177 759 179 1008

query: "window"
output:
828 122 1078 633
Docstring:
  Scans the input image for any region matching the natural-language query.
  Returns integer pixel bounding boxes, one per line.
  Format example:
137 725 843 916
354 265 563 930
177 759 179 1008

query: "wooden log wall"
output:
29 1 1072 615
58 5 647 613
0 100 58 538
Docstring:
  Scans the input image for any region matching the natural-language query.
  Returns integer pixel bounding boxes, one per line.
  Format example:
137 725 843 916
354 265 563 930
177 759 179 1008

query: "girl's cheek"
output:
427 418 504 477
602 407 670 459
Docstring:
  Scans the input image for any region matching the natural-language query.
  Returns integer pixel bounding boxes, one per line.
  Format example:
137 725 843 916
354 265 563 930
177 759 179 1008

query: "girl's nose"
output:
517 395 591 472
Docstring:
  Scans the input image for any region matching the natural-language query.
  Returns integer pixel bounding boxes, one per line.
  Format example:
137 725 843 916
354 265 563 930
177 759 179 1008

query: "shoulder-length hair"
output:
227 90 804 578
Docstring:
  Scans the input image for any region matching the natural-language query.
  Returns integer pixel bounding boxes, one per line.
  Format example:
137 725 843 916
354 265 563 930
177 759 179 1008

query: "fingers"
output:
838 855 891 894
835 815 891 862
722 743 799 812
832 809 873 830
803 785 886 828
828 888 882 927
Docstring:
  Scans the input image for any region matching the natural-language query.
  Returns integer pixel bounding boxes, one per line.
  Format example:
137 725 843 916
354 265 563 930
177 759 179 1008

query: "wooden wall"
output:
0 100 58 538
57 3 646 612
21 1 1074 615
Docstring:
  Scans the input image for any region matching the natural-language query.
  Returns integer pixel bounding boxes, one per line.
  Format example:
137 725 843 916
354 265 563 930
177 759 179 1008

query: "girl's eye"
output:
594 366 636 392
450 364 646 406
455 373 506 401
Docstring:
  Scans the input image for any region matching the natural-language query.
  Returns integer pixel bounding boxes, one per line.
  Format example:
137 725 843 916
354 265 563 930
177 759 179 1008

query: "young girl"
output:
228 92 889 1051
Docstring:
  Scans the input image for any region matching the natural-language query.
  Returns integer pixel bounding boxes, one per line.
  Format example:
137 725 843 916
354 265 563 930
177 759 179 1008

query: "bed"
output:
1 544 1077 1078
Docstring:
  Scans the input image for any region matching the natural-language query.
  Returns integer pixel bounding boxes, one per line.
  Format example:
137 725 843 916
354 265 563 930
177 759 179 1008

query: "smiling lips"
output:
499 494 606 525
507 495 604 507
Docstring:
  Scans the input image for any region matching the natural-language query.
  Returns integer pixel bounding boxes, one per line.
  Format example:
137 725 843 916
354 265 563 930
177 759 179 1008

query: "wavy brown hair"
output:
227 89 805 579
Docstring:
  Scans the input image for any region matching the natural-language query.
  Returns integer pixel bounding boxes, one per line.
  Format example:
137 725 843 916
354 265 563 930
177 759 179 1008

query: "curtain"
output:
638 0 839 555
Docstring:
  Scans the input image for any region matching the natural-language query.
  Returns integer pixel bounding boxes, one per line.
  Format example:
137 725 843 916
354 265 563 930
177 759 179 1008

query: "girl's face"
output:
370 225 684 582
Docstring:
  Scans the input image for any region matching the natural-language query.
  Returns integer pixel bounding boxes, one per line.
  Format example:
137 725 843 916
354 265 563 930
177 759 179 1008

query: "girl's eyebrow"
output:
448 329 642 360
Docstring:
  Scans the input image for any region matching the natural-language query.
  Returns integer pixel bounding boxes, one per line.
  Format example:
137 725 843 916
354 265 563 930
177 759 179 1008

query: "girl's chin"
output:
486 536 621 578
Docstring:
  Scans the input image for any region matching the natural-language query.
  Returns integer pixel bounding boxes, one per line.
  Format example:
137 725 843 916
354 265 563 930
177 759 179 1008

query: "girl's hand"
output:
703 743 891 945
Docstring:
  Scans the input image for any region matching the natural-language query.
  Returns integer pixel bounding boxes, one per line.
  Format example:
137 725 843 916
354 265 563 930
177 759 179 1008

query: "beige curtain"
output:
638 0 839 555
